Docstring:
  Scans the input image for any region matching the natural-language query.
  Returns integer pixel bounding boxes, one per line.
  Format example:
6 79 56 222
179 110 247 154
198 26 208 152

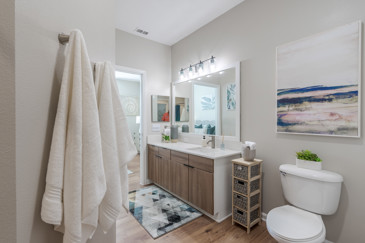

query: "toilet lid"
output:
267 205 324 241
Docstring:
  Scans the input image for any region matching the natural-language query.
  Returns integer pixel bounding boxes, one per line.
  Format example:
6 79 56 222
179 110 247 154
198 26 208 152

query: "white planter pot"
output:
296 158 322 170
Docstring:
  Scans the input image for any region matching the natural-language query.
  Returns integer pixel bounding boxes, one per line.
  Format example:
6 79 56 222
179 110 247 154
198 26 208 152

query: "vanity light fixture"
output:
178 56 216 80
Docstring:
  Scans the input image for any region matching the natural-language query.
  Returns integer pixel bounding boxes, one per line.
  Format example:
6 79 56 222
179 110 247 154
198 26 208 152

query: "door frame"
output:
114 65 148 186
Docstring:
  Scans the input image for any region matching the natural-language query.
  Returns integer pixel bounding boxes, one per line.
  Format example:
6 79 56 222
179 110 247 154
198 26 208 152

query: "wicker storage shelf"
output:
231 158 263 234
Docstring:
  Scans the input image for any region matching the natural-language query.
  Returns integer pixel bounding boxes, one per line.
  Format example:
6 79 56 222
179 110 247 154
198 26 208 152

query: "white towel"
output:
41 30 106 243
180 107 187 121
94 62 137 232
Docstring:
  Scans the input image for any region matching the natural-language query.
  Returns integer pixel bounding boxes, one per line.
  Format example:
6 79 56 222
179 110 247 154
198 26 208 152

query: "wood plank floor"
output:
118 155 276 243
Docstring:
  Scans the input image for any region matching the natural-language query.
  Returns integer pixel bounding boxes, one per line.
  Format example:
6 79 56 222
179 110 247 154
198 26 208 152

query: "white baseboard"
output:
261 212 267 221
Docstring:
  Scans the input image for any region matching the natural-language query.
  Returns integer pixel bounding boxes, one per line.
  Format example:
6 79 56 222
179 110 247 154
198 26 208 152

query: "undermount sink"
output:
187 146 214 153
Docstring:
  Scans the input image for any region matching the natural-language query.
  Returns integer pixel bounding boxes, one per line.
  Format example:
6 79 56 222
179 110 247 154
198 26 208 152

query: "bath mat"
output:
128 169 133 175
129 185 202 239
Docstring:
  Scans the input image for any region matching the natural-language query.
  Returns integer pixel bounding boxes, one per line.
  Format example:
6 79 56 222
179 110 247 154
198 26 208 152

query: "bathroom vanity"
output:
147 141 241 222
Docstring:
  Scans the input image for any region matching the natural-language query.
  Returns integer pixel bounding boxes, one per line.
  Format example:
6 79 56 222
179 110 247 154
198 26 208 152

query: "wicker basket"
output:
250 208 260 223
233 164 260 180
233 178 260 195
233 193 260 211
233 207 248 226
233 207 260 226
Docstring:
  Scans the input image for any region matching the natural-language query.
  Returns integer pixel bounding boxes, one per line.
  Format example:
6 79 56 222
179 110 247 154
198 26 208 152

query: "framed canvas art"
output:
226 83 236 110
120 96 139 116
276 21 361 137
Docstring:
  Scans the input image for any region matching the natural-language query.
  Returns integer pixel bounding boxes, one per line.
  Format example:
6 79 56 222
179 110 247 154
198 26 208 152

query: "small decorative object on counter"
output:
231 158 263 234
220 134 225 150
241 141 256 161
201 135 207 147
162 126 170 143
170 125 178 143
182 124 189 133
296 150 322 170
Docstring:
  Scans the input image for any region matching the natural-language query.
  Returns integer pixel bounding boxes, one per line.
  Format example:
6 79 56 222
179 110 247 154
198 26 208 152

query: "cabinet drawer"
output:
171 151 188 165
158 147 171 160
148 145 158 152
189 154 214 173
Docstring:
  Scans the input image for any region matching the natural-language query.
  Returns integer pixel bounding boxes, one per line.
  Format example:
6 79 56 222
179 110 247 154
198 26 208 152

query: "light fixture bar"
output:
178 56 216 80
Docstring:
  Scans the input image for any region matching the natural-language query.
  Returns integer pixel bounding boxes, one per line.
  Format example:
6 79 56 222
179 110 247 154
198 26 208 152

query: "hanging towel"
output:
180 107 187 121
94 62 137 232
41 30 106 243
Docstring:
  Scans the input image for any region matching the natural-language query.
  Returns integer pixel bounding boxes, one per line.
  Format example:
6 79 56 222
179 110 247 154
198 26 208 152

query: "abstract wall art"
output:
120 96 139 116
276 21 361 137
226 83 236 110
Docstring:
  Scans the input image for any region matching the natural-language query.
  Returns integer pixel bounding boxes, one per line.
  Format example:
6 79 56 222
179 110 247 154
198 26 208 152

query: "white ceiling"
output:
116 0 245 46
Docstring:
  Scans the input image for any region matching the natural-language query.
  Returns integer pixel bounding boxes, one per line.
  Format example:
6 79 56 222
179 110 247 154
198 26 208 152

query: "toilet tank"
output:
280 164 343 215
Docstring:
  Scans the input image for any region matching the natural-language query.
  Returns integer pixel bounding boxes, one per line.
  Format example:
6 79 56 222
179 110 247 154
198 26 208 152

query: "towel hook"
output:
58 33 70 45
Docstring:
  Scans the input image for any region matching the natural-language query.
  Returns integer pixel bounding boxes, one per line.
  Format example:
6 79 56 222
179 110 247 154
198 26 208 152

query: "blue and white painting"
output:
277 21 361 137
226 83 236 110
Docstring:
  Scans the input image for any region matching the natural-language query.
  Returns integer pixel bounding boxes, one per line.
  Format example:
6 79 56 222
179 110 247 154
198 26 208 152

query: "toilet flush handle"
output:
280 171 287 176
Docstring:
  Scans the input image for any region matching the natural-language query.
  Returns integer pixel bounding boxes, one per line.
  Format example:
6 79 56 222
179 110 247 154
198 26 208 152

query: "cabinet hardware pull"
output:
183 164 194 169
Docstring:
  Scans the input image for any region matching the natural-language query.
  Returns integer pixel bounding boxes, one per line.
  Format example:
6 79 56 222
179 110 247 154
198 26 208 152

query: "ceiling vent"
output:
135 28 149 35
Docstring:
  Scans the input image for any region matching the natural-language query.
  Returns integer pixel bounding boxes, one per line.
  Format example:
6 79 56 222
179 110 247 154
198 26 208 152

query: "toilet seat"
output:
267 205 325 243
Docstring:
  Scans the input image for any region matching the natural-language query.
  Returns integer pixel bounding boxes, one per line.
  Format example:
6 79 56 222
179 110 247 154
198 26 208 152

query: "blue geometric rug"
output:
129 185 202 239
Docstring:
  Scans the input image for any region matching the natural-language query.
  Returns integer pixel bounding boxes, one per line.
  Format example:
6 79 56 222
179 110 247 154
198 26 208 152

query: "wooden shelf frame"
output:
232 158 263 234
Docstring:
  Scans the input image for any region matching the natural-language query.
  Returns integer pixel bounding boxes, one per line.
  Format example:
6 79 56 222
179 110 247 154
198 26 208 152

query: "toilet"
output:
266 164 343 243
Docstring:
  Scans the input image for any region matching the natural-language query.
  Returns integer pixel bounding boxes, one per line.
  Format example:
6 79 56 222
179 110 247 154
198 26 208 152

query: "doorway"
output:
114 66 145 191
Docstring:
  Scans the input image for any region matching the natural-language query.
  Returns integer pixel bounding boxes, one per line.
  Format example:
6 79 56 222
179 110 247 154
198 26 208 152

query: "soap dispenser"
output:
202 135 207 147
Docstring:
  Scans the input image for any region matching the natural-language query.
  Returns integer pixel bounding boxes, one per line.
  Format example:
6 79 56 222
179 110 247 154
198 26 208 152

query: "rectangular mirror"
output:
172 63 240 141
175 97 189 122
151 95 170 122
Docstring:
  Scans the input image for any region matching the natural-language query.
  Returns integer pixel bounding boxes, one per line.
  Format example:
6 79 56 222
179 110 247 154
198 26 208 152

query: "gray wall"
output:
172 0 365 242
115 29 171 135
14 0 116 242
0 0 16 242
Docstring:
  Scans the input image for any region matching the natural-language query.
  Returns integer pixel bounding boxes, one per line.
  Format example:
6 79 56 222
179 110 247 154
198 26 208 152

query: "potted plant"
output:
296 150 322 170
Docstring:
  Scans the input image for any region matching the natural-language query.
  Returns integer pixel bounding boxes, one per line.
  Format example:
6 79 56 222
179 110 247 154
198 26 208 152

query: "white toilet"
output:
266 164 343 243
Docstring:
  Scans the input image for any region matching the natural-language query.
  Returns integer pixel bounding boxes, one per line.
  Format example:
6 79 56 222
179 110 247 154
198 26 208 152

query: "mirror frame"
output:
172 62 240 141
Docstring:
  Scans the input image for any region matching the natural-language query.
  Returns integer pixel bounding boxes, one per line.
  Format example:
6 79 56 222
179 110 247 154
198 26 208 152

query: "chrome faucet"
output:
207 136 215 149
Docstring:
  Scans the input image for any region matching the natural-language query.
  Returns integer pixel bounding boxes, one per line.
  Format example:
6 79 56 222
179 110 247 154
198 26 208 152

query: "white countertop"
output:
148 141 241 159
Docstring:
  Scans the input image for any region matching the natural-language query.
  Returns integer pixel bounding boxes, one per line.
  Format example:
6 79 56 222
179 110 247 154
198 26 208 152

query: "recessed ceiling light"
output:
206 75 211 78
219 71 224 75
197 77 201 80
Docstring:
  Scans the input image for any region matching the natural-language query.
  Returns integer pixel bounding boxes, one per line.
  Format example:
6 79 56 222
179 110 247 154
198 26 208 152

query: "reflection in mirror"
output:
175 97 189 122
151 95 170 122
173 64 240 140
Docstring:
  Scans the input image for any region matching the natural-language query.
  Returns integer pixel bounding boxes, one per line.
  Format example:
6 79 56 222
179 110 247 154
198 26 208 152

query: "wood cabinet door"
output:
159 157 170 190
170 160 189 201
189 167 214 215
148 148 155 181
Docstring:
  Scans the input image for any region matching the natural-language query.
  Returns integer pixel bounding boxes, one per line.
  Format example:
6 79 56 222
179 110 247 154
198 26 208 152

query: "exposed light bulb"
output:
209 56 216 71
198 61 204 74
188 65 193 78
179 68 184 80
